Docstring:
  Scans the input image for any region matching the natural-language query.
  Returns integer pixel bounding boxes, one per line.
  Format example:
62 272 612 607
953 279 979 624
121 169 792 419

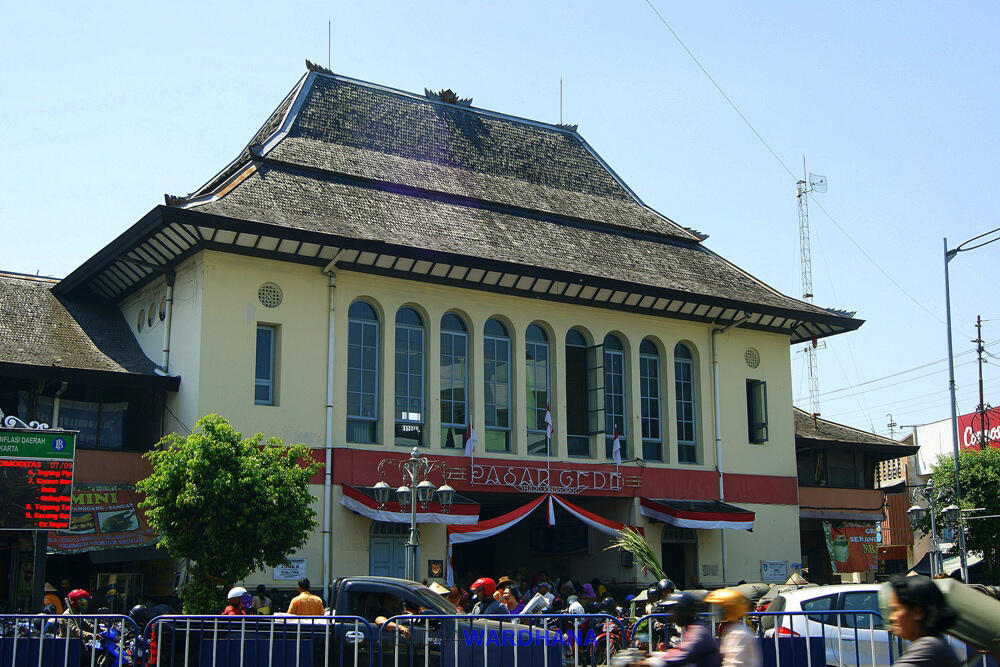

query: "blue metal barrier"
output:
0 613 142 667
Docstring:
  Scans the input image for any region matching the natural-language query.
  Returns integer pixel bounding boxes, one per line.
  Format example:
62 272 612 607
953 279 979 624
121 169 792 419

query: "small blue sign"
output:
52 438 66 452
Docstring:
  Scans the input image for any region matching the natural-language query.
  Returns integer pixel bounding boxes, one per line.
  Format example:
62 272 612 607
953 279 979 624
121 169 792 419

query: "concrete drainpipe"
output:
711 313 749 585
322 253 342 604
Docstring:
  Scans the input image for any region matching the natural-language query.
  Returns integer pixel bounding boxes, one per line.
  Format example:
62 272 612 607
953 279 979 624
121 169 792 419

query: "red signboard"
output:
957 408 1000 451
824 521 880 573
48 483 157 553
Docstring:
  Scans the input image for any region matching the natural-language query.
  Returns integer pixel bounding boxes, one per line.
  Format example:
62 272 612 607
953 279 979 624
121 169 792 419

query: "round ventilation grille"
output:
258 282 283 308
744 348 760 369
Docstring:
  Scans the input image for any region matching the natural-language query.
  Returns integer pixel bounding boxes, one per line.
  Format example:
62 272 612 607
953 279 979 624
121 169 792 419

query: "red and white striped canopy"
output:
639 497 755 531
340 485 479 525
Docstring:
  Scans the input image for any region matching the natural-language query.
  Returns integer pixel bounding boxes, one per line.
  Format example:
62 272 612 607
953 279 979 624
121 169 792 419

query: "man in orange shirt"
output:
287 578 325 615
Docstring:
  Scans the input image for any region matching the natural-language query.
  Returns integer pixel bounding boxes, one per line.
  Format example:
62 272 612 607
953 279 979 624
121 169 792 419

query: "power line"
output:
642 0 952 331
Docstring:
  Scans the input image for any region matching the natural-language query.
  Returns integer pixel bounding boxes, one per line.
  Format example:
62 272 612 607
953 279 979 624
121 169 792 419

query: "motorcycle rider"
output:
645 592 720 667
704 589 760 667
469 577 507 615
222 587 248 615
60 589 95 639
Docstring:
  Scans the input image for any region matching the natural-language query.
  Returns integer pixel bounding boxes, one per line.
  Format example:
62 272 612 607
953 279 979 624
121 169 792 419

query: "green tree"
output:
137 415 322 613
925 446 1000 577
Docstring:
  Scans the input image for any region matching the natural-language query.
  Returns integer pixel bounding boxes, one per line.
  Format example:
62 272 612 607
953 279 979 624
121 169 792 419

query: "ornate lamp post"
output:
907 479 961 577
373 447 454 581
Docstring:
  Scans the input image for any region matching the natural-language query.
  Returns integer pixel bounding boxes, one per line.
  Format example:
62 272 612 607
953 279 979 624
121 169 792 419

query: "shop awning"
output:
639 498 755 530
340 485 479 525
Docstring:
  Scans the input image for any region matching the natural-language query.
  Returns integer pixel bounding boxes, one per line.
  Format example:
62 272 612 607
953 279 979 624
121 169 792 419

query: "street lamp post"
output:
943 228 1000 582
372 448 455 581
907 479 961 577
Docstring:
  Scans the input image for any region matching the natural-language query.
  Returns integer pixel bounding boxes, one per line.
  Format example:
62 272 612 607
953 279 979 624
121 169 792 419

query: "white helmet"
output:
227 586 248 600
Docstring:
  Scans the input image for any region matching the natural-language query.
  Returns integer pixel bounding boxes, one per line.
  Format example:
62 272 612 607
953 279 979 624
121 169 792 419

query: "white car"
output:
762 584 977 667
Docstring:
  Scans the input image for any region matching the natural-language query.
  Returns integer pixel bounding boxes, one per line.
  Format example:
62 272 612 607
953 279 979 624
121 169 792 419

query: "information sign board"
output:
0 428 76 530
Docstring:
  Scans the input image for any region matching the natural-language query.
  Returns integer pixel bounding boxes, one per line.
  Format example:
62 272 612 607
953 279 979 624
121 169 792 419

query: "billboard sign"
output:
824 521 880 573
0 428 76 530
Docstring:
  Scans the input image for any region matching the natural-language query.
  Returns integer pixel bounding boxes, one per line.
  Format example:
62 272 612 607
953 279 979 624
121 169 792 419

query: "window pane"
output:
255 326 275 405
347 312 379 436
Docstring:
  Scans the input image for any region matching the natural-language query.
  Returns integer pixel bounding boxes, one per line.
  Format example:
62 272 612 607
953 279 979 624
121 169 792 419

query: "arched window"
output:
565 328 591 457
394 307 424 447
347 300 379 443
484 318 511 452
440 313 468 449
604 334 626 460
525 324 550 456
674 342 697 463
640 339 662 461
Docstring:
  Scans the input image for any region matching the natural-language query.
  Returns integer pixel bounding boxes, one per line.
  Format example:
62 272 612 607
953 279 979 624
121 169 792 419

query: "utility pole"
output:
975 315 991 448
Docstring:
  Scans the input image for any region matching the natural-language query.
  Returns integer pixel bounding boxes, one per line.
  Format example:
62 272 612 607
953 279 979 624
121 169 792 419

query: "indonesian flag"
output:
612 424 622 465
464 423 477 457
545 403 553 439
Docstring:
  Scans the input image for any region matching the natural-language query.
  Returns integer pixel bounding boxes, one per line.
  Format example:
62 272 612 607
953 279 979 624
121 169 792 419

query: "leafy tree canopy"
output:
925 446 1000 576
137 414 321 612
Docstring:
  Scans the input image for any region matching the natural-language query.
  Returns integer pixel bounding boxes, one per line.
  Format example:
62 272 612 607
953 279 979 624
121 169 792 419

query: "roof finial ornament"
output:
424 88 473 107
305 59 334 75
164 194 186 207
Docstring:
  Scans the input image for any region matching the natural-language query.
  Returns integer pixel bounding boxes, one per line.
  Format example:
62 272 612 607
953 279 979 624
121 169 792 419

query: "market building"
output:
9 63 864 600
0 271 177 611
793 408 917 584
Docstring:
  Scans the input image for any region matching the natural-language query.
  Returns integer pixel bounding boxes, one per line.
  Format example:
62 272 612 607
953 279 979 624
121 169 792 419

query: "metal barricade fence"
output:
143 614 375 667
377 613 628 667
0 613 142 667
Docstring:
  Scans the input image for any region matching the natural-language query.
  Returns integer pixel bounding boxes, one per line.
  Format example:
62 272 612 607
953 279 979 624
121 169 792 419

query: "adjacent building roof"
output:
794 407 918 456
55 65 863 344
0 272 177 388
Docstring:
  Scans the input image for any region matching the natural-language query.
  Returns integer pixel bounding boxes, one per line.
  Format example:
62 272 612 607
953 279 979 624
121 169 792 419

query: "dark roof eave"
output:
54 206 864 340
0 361 180 391
795 435 919 458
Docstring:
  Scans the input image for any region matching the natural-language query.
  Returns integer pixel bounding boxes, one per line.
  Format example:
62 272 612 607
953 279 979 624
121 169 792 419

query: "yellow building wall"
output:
128 249 802 588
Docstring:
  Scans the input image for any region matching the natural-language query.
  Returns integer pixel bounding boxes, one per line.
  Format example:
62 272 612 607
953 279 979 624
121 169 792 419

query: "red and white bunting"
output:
638 497 755 531
551 495 639 538
340 486 479 525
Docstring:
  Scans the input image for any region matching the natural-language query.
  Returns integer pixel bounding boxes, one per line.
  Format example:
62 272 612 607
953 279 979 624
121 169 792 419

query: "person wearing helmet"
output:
705 589 759 667
469 577 506 615
129 604 152 629
601 596 619 616
223 586 248 615
60 589 95 639
646 592 720 667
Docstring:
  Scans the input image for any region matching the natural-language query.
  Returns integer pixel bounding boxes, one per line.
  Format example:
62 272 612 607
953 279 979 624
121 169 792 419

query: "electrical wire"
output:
642 0 954 330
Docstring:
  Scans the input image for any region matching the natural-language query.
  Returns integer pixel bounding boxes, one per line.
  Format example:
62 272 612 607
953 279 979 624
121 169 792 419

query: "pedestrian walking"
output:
886 575 960 667
287 577 325 615
705 589 760 667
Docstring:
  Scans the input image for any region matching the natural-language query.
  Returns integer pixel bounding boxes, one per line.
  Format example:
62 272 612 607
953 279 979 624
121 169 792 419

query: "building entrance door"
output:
369 522 411 578
661 526 697 588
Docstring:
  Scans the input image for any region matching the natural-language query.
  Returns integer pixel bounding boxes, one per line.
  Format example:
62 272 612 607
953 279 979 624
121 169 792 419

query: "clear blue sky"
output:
3 1 999 436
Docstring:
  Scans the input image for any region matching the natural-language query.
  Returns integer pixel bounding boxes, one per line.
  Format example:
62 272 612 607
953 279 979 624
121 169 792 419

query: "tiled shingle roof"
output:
0 272 160 377
794 407 917 453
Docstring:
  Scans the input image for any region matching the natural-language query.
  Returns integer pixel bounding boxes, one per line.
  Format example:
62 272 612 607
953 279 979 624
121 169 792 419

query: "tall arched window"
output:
640 339 662 461
674 342 697 463
484 318 511 452
525 324 550 456
440 313 468 449
604 334 626 460
394 307 424 447
565 328 591 457
347 300 379 443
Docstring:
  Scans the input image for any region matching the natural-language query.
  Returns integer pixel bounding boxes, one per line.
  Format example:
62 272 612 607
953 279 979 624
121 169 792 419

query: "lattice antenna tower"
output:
797 158 827 414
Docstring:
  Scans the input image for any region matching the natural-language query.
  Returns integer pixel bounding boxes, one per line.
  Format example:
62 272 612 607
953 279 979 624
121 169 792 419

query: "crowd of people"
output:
443 571 614 616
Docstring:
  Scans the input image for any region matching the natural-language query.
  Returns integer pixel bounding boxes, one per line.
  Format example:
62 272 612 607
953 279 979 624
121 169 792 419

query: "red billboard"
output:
824 521 880 573
957 408 1000 451
48 483 157 553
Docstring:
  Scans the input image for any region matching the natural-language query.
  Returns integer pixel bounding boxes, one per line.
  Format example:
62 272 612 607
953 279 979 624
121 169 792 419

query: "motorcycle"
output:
88 620 148 667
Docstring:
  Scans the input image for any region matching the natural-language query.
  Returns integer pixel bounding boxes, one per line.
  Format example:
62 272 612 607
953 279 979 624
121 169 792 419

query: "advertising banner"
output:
957 408 1000 451
824 521 880 573
0 428 75 530
49 483 157 553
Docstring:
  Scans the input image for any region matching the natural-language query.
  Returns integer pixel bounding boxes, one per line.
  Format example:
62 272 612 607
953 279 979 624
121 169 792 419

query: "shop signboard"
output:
470 463 622 494
274 558 308 581
48 483 158 553
0 427 76 530
824 520 880 573
957 409 1000 451
760 560 788 582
